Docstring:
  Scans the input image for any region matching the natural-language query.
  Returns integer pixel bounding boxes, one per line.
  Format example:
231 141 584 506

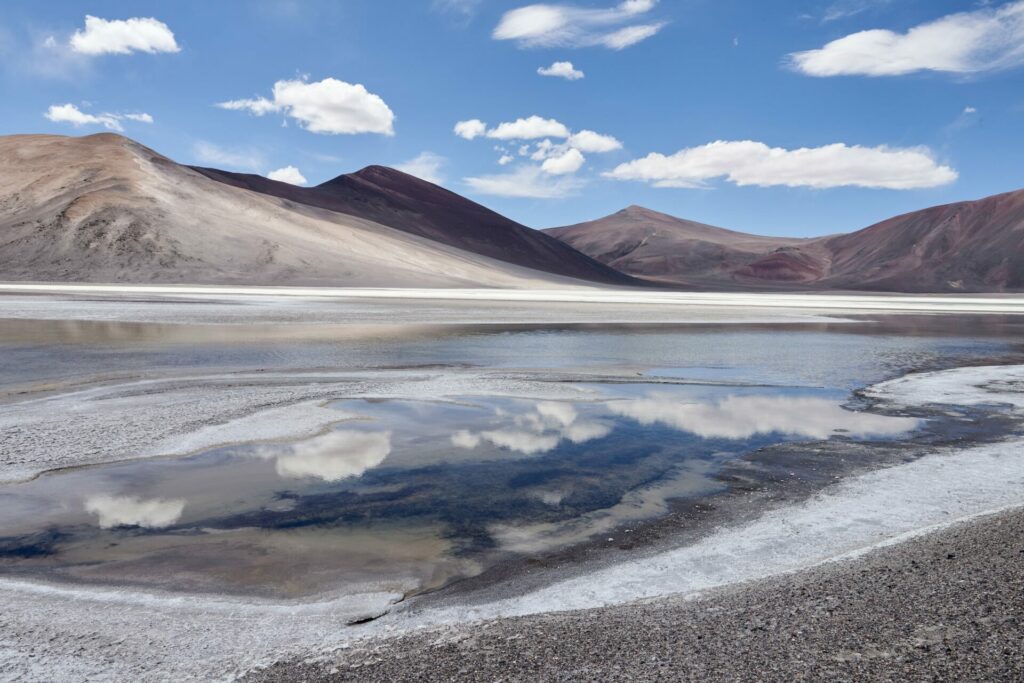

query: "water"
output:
0 314 1018 600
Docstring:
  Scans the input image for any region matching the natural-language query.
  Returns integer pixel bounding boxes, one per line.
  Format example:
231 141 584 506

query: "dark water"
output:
0 315 1019 599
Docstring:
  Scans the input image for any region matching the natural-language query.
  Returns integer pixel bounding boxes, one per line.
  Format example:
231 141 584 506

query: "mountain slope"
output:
819 189 1024 292
190 165 636 286
547 192 1024 292
0 134 590 288
545 206 825 287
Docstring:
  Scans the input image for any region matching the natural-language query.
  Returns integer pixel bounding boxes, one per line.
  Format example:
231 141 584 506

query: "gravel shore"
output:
246 505 1024 682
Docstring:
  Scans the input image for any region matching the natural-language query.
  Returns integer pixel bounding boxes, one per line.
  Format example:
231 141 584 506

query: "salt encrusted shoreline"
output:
245 503 1024 682
1 364 1023 681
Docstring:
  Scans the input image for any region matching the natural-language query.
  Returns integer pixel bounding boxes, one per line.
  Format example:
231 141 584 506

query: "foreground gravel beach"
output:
247 505 1024 682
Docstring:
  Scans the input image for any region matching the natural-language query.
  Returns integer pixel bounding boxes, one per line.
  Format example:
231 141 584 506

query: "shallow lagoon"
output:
0 314 1019 600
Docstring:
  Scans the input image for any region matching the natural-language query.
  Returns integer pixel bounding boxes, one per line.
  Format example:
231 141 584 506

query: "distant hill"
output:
191 164 636 287
546 192 1024 292
0 133 623 288
545 206 821 288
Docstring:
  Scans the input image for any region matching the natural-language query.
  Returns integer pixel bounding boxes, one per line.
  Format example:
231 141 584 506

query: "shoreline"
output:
3 283 1024 314
244 502 1024 682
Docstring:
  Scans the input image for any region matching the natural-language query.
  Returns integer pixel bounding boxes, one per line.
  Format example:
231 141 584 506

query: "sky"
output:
1 0 1022 236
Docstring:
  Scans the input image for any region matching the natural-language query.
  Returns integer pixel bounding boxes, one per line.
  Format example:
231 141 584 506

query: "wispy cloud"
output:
790 1 1024 76
192 140 267 171
464 165 586 198
494 0 666 50
44 103 154 132
395 151 447 184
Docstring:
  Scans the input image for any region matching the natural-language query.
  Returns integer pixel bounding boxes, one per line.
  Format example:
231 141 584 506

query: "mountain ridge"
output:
546 189 1024 292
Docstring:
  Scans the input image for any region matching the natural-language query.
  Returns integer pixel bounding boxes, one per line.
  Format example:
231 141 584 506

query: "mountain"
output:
0 133 623 288
190 165 635 286
546 192 1024 292
817 189 1024 292
545 206 823 288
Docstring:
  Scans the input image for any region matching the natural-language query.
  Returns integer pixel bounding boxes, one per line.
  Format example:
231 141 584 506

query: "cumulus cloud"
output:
538 60 585 79
567 129 622 152
608 394 919 440
70 15 180 56
85 494 186 529
43 103 153 132
395 151 446 184
267 165 307 185
255 430 392 482
218 77 395 135
494 0 665 49
789 1 1024 77
454 118 488 140
459 117 621 194
605 140 957 190
541 147 586 175
192 141 266 171
486 115 571 140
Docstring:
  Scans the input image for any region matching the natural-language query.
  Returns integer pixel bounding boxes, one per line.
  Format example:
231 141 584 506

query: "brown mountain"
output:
818 189 1024 292
191 165 636 286
545 206 827 289
0 133 612 288
546 190 1024 292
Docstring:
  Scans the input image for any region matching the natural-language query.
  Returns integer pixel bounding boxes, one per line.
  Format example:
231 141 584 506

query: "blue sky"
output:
1 0 1022 236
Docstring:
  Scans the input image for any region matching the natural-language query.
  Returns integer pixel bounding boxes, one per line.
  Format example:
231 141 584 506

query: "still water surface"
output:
0 315 1019 599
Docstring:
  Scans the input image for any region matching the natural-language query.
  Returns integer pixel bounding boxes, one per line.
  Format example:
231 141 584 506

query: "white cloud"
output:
789 1 1024 77
538 60 585 79
494 0 665 50
395 151 446 184
454 118 488 140
606 139 957 190
608 394 919 440
599 23 664 49
256 430 392 482
464 165 585 198
43 103 154 132
267 165 307 185
218 77 395 136
85 494 186 529
70 15 180 56
542 147 586 175
486 115 571 140
964 105 977 114
192 141 266 171
459 117 620 187
567 129 622 152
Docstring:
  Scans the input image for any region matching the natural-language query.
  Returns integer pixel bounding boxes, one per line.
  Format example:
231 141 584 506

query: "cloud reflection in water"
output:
608 394 918 439
255 430 392 482
84 494 186 529
451 400 611 455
